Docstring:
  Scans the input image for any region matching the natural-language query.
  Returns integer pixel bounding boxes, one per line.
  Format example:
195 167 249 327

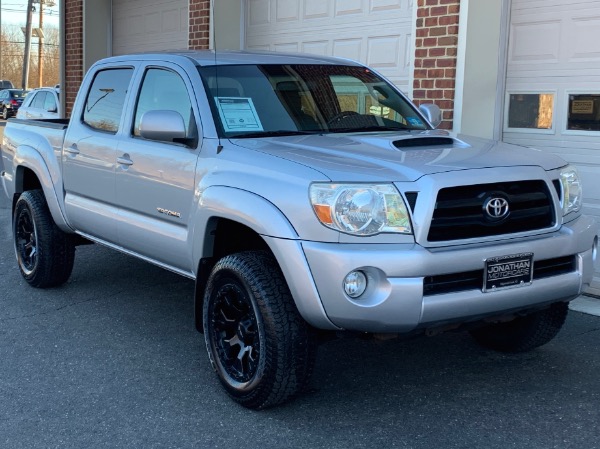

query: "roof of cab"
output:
97 50 364 67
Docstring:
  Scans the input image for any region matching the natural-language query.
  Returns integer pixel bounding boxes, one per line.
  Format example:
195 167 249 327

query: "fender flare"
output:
13 145 72 232
190 185 299 267
191 186 314 333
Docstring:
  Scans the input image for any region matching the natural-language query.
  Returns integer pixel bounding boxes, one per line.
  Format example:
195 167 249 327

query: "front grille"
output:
423 255 576 296
428 180 555 242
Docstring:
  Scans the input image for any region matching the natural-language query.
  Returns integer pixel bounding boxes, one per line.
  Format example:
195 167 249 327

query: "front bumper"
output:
299 215 598 333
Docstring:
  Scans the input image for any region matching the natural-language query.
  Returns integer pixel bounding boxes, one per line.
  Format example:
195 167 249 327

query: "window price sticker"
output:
215 97 264 132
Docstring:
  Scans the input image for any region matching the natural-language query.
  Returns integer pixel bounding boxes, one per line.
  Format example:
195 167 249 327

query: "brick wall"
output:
189 0 211 49
63 0 210 115
413 0 460 130
64 0 83 117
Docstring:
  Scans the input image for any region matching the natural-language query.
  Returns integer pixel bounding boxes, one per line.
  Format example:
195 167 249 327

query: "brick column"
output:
64 0 83 117
189 0 211 50
413 0 460 130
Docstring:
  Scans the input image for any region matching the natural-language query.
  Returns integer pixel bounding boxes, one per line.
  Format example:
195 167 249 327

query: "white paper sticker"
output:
215 97 263 132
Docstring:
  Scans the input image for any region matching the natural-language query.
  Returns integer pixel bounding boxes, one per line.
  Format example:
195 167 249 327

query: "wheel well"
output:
12 167 42 212
194 218 272 333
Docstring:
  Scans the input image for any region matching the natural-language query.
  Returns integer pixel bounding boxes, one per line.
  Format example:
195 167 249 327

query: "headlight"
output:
559 165 582 216
310 183 412 236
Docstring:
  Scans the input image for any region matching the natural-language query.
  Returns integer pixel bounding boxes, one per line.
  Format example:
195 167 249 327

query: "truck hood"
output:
230 131 567 182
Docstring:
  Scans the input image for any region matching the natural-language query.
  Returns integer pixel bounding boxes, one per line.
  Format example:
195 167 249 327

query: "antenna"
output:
212 0 223 153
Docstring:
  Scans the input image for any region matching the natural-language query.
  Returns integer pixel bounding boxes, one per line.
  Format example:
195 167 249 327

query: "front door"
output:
114 65 200 273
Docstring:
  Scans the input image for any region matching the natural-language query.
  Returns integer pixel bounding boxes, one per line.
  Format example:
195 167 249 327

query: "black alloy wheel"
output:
210 282 261 384
15 204 38 276
203 251 316 409
13 190 75 288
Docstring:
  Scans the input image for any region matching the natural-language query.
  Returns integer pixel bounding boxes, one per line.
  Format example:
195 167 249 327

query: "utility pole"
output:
22 0 35 90
0 0 3 80
38 1 44 87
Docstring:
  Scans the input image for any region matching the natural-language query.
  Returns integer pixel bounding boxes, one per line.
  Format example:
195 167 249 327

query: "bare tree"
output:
0 23 60 88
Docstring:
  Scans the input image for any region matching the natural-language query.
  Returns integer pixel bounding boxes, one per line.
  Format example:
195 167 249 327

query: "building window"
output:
507 93 554 130
567 94 600 131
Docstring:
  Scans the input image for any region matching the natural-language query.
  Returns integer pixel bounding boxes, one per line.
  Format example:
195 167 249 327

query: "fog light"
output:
344 271 367 298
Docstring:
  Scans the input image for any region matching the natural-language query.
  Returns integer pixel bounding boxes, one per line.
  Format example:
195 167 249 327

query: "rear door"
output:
114 63 201 273
62 66 135 242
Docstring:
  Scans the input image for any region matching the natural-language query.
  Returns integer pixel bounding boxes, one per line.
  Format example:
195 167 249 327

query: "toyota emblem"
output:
483 197 509 220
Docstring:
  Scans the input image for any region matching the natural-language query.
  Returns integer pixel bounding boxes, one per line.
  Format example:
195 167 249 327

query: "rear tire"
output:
13 190 75 287
469 302 568 353
2 107 8 120
203 251 316 409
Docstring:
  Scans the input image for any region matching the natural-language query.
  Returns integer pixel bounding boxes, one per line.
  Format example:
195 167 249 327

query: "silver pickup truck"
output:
1 51 598 409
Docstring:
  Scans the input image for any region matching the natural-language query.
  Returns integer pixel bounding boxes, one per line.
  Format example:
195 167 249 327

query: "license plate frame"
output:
483 252 533 292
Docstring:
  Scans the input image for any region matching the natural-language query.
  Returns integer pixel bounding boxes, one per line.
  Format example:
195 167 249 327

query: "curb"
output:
569 294 600 317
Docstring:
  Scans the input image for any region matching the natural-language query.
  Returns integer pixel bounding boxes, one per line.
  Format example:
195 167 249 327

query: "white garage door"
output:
112 0 189 55
503 0 600 293
244 0 413 91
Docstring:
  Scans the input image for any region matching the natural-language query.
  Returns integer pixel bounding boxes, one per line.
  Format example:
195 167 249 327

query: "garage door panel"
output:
570 16 600 60
505 0 600 290
246 0 413 90
335 0 363 16
112 0 188 55
302 41 329 56
276 0 300 21
509 20 561 64
305 0 328 19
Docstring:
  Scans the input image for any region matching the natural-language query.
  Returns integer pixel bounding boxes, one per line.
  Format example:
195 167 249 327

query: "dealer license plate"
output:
483 252 533 292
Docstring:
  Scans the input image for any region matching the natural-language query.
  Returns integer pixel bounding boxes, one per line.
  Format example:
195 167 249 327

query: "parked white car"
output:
16 87 60 119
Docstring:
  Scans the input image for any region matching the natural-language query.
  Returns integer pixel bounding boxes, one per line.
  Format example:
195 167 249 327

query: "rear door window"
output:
82 68 133 133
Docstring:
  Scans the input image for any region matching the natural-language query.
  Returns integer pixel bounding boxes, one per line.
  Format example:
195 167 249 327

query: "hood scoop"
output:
393 137 454 149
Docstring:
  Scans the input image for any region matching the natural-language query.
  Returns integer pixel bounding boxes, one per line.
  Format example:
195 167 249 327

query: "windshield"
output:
198 64 429 138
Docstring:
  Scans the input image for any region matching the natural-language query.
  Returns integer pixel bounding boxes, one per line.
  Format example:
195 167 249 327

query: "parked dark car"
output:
0 80 15 90
0 89 28 119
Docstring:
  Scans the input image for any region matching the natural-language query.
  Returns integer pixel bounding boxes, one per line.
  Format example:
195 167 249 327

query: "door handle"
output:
64 144 80 155
117 155 134 166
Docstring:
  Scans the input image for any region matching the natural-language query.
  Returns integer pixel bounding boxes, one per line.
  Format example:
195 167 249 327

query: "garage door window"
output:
506 93 554 131
567 94 600 132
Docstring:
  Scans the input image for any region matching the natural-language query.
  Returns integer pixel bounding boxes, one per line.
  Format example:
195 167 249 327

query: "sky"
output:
0 0 60 28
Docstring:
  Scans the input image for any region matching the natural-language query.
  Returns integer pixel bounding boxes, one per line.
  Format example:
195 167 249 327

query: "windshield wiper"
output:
328 125 411 133
229 130 322 139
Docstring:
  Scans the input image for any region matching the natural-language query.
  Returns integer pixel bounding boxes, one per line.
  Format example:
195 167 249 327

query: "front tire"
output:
13 190 75 288
203 251 316 409
469 302 569 353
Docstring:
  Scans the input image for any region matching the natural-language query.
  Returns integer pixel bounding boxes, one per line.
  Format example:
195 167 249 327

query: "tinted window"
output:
32 92 47 108
83 68 133 133
44 92 57 111
133 68 196 140
198 64 427 137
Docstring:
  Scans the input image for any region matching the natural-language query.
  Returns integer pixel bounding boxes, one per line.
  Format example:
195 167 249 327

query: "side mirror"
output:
47 106 58 113
419 103 442 129
139 110 187 143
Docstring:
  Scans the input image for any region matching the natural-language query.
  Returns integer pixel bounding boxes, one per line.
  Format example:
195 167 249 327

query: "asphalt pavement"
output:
1 120 600 448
